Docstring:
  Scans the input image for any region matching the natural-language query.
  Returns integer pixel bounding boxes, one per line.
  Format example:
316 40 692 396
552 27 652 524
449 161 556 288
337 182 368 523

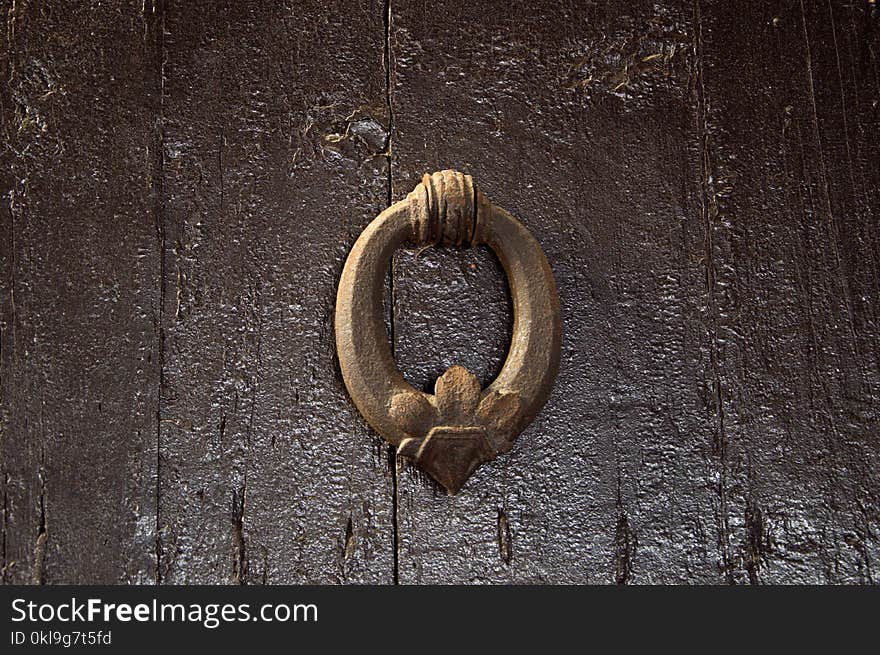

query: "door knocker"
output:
335 171 561 493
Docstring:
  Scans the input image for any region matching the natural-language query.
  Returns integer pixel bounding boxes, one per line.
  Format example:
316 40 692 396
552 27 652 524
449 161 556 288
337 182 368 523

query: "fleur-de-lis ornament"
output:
336 171 561 493
391 366 522 493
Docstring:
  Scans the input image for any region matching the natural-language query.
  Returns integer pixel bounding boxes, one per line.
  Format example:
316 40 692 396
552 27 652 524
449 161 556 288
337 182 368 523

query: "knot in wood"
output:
407 170 486 247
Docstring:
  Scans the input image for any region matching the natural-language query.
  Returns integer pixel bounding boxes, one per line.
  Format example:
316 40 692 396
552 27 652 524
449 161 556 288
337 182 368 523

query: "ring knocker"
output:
336 170 561 493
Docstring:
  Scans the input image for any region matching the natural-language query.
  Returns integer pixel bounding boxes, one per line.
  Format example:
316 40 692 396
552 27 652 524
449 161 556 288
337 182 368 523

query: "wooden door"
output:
2 0 878 584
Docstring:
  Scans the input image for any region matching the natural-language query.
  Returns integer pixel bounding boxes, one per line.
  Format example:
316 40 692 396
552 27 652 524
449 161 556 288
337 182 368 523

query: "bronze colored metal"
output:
335 171 561 494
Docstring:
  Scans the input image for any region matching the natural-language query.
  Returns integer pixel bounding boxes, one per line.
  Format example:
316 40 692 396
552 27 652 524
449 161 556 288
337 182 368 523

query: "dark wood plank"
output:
390 0 880 584
158 0 394 583
0 1 162 583
696 0 880 583
390 0 726 583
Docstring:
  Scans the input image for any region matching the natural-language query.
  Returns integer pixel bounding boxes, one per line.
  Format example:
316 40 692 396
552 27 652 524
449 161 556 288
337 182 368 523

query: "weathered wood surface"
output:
1 1 162 583
1 0 395 585
694 0 880 584
390 0 879 583
1 0 877 584
158 0 394 583
392 0 723 583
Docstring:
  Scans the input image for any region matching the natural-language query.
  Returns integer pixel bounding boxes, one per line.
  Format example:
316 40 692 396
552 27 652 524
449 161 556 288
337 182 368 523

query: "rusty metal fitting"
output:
406 170 493 247
336 171 561 493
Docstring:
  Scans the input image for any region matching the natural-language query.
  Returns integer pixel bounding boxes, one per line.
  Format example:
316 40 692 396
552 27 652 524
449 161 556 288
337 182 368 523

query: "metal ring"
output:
335 171 561 493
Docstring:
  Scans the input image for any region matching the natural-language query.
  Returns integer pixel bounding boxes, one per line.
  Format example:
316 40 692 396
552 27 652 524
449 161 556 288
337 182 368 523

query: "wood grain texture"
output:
390 0 721 583
695 0 880 583
0 1 162 583
389 0 879 583
1 0 877 585
158 0 394 583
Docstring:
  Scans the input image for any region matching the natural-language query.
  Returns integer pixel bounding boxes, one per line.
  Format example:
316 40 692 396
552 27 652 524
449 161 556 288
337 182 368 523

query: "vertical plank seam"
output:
152 0 167 585
2 0 20 585
384 0 400 586
692 0 734 584
613 458 634 584
233 287 261 585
